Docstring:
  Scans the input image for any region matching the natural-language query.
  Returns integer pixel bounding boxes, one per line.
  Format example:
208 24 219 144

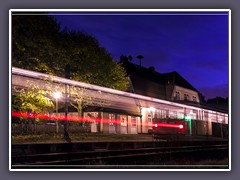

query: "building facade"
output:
12 66 229 137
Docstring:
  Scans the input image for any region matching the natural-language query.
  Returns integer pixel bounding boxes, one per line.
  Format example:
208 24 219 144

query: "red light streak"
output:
153 123 184 129
12 111 96 123
12 111 185 129
12 111 131 126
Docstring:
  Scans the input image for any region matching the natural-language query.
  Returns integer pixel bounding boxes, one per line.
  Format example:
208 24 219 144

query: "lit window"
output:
120 115 127 126
184 94 189 101
156 110 167 119
148 113 152 122
131 116 137 126
109 114 115 125
87 112 98 123
169 111 177 119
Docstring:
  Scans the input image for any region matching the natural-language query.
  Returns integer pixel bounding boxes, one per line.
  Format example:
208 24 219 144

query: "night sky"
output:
51 11 229 100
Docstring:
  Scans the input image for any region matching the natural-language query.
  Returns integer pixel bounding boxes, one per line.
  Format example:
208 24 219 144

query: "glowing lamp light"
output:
53 91 62 99
179 124 184 129
154 124 158 127
149 107 155 112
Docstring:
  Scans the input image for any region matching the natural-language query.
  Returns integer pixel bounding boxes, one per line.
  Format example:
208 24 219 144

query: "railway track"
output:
12 144 228 168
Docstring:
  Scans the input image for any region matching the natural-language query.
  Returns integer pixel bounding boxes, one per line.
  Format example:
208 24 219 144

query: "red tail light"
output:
179 124 184 129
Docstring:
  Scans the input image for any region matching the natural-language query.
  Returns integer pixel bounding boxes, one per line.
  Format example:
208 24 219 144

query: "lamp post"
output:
53 91 62 133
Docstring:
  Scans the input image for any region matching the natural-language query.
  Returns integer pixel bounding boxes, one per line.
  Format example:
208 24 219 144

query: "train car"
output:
151 119 186 139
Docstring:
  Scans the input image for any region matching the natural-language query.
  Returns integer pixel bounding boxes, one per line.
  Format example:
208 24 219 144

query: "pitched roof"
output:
163 71 198 92
129 75 167 100
121 61 199 100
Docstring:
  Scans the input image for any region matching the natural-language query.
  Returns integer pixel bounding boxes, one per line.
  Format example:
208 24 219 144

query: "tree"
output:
12 82 55 133
120 55 128 63
68 86 111 129
136 55 144 66
206 96 228 110
12 14 130 134
128 56 133 62
69 87 92 126
12 88 54 114
12 14 65 75
12 14 129 91
61 30 129 91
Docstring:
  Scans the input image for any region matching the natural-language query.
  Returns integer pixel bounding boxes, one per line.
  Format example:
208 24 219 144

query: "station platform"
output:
12 133 228 144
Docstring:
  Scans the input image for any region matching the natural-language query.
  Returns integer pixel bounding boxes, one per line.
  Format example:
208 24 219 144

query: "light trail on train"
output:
12 111 184 129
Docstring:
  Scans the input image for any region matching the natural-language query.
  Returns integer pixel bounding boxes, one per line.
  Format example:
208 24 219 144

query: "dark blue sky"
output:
52 11 229 100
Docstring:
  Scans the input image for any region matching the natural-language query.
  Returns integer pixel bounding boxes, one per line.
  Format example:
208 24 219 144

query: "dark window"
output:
175 91 180 100
193 96 197 102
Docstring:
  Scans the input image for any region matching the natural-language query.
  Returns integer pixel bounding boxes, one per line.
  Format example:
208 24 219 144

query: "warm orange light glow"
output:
149 107 155 112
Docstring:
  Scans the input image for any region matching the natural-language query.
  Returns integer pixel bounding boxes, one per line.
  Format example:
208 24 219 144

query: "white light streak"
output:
12 67 228 123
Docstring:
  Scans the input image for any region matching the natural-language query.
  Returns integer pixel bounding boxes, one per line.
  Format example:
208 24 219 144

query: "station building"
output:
12 65 229 137
79 61 229 137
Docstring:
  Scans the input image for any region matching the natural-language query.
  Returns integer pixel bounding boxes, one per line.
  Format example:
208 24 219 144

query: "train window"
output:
86 112 99 123
156 110 167 119
169 111 177 119
177 113 184 119
131 116 137 126
147 113 152 122
120 115 127 126
161 110 167 119
109 114 115 125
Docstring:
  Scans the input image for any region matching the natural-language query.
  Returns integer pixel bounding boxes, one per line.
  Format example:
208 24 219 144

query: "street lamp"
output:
53 91 62 133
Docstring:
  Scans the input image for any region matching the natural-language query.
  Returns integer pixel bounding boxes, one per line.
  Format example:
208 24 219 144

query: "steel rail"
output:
12 144 228 166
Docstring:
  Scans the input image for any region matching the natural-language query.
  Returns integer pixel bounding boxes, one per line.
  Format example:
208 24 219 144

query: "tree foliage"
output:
12 14 64 75
12 85 54 114
60 30 128 90
69 86 111 118
12 14 129 91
